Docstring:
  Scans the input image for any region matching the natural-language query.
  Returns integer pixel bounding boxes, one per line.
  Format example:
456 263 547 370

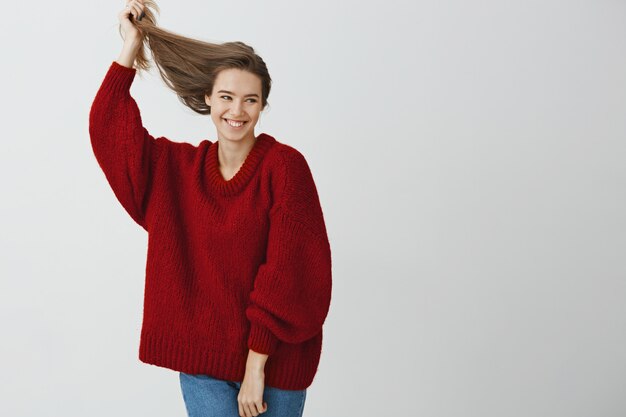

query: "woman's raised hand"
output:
118 0 146 43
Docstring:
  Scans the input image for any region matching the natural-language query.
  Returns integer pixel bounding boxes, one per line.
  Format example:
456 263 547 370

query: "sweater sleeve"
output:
246 149 333 355
88 61 162 231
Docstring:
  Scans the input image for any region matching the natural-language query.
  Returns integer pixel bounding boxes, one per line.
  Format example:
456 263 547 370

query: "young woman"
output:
88 1 333 416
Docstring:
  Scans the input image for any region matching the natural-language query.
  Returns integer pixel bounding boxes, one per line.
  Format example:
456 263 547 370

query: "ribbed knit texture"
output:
88 61 332 390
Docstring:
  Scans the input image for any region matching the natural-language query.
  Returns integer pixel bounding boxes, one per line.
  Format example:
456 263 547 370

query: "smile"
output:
223 118 247 128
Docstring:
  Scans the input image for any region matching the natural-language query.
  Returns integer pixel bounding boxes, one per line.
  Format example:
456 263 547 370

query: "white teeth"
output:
225 119 244 127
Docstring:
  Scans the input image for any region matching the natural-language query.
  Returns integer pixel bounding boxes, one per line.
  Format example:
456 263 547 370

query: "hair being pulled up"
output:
118 0 272 115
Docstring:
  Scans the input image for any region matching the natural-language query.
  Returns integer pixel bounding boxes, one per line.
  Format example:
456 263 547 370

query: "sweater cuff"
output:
103 60 136 94
248 322 280 355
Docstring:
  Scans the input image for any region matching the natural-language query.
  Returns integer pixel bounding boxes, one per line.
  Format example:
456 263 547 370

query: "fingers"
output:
241 401 254 417
238 402 254 417
123 1 138 21
237 399 265 416
124 0 145 21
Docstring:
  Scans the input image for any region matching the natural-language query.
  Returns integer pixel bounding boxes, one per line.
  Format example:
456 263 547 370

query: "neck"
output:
217 133 257 170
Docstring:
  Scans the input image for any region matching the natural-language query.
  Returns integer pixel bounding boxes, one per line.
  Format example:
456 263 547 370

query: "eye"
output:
246 98 258 103
220 95 231 100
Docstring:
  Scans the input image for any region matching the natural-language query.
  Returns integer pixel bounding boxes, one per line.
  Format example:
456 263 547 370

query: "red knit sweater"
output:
88 61 332 390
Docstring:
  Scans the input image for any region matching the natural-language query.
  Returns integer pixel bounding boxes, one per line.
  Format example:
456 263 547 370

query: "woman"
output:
88 1 333 416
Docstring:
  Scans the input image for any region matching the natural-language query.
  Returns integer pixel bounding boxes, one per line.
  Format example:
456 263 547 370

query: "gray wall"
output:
1 0 624 416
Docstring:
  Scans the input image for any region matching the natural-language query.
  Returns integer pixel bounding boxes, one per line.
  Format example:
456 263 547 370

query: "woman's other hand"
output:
238 367 268 417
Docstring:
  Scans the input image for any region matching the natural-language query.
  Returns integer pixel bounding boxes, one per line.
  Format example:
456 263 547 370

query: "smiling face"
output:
205 68 264 143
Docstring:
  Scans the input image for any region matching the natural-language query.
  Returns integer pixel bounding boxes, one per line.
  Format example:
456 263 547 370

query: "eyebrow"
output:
217 90 260 98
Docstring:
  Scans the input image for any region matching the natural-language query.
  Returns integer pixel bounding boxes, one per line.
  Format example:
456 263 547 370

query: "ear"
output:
204 93 211 107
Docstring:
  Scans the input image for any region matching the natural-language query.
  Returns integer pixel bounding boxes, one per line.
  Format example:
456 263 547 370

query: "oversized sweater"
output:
88 61 332 390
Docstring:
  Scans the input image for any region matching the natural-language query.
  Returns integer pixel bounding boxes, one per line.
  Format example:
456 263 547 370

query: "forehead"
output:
213 68 261 93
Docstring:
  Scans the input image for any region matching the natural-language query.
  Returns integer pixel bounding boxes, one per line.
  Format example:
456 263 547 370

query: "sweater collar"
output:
206 132 276 196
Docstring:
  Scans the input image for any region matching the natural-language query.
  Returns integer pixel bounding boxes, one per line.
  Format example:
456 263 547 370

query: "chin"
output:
219 130 253 141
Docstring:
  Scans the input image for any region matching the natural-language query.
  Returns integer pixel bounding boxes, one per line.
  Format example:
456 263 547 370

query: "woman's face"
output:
205 68 264 143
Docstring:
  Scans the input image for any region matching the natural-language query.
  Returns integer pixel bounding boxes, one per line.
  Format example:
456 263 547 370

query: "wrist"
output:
123 39 142 52
246 349 268 372
117 40 142 69
245 364 265 374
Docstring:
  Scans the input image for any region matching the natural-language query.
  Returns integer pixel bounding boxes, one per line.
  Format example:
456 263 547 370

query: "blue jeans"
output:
179 372 307 417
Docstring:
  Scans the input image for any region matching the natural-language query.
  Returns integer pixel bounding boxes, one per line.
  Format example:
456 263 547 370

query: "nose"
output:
229 99 244 117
